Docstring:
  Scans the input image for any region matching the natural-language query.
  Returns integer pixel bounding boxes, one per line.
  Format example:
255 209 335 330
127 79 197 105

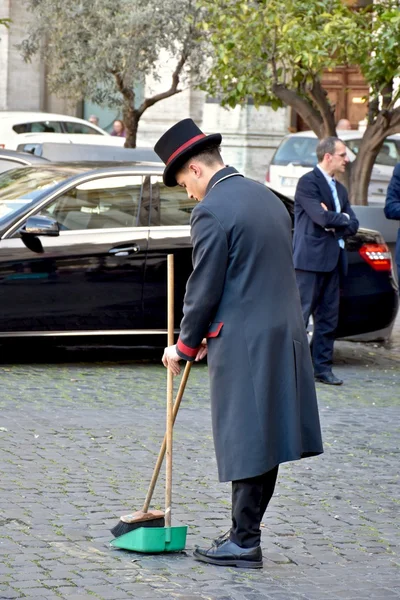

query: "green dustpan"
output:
110 525 187 553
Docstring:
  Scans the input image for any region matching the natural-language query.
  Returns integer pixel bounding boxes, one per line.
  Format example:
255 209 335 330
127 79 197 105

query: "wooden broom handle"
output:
142 360 192 513
167 254 175 348
165 254 174 528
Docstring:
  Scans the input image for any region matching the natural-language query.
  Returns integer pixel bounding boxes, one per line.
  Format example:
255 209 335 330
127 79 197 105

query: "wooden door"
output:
293 66 369 132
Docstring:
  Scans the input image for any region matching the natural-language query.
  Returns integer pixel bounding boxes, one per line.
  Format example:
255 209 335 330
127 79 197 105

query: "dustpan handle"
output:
165 254 174 528
142 360 192 513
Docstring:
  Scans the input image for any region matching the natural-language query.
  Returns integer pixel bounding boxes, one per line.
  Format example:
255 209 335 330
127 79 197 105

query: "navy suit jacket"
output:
293 166 359 272
384 162 400 275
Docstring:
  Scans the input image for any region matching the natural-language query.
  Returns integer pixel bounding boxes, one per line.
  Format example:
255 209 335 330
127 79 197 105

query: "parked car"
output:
16 142 161 163
266 130 400 204
0 163 397 345
0 149 50 173
0 111 124 150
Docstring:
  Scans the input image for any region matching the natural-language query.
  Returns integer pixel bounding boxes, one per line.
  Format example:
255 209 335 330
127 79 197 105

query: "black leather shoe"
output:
193 539 263 568
315 372 343 385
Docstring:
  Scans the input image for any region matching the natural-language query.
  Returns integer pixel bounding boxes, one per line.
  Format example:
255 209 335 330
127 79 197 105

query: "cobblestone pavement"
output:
0 324 399 600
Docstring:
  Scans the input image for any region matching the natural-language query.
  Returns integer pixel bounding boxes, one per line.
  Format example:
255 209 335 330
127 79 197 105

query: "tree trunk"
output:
272 81 337 138
123 101 139 148
349 120 389 205
307 79 336 137
112 73 139 148
348 149 376 206
272 83 324 137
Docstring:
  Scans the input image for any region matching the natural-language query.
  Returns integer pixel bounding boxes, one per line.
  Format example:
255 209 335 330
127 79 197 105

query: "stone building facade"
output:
0 0 74 115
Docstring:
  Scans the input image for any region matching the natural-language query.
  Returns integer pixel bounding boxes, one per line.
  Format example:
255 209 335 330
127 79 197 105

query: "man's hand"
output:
162 344 181 376
321 202 328 211
195 340 208 362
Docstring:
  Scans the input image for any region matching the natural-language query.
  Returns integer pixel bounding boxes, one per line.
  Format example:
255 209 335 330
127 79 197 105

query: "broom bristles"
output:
111 516 165 538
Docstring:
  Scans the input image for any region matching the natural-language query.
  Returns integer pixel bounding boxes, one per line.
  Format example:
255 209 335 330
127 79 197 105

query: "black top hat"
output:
154 118 222 187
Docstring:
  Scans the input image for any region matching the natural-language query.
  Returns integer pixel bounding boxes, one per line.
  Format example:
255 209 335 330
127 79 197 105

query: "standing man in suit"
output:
154 119 323 569
293 137 359 386
384 162 400 286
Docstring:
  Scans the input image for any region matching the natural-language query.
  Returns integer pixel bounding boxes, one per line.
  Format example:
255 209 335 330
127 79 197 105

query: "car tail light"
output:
359 243 392 271
265 167 270 183
0 144 4 149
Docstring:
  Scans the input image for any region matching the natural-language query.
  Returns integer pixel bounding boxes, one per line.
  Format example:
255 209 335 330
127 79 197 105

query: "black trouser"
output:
295 265 340 376
230 465 279 548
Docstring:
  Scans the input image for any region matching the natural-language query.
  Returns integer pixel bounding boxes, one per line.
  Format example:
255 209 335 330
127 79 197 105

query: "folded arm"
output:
295 177 353 229
335 196 359 239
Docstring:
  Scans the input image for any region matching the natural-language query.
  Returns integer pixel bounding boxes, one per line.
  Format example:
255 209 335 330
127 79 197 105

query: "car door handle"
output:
109 245 140 257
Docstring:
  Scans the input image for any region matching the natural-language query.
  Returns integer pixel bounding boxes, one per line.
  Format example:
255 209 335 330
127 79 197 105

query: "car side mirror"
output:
19 215 59 253
19 215 60 237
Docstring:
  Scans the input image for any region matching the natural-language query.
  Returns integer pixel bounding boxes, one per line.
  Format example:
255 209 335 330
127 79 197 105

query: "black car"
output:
16 141 161 163
0 163 397 345
0 149 49 174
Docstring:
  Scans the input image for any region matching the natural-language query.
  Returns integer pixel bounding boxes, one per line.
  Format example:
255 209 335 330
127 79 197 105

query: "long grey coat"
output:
176 166 323 482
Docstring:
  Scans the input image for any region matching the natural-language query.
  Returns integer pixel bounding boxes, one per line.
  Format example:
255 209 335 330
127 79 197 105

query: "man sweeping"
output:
154 119 323 569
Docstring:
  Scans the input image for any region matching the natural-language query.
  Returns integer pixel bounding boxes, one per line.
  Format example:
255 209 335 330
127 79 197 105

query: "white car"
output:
266 130 400 205
0 111 125 150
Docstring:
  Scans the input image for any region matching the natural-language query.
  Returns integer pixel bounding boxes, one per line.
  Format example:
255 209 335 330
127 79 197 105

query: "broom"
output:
111 255 192 538
111 362 191 537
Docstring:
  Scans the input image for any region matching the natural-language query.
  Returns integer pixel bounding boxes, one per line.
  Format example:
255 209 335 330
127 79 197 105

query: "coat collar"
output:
206 166 243 195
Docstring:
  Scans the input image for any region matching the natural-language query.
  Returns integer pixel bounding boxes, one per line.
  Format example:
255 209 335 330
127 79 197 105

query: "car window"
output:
393 140 400 163
375 141 399 166
62 122 103 135
13 121 63 134
345 140 360 156
347 139 400 167
0 159 24 173
271 137 318 167
41 175 145 230
150 177 196 226
0 167 74 227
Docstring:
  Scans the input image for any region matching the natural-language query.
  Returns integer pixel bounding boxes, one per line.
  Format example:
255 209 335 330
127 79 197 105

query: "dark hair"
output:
316 136 343 162
181 143 223 170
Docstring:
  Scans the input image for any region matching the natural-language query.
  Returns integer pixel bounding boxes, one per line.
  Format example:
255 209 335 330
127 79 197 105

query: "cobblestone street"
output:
0 323 399 600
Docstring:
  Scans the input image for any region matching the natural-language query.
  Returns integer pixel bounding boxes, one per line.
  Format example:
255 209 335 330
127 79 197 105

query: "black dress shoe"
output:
315 372 343 385
193 538 263 568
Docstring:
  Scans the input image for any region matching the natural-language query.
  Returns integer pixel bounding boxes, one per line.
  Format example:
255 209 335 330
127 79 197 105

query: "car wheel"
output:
306 314 314 345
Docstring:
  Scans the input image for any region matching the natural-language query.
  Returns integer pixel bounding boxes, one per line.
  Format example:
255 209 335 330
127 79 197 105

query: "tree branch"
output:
383 105 400 137
136 44 188 118
368 96 379 125
307 78 336 136
270 27 278 83
112 70 135 105
272 83 324 136
381 79 393 111
354 106 400 155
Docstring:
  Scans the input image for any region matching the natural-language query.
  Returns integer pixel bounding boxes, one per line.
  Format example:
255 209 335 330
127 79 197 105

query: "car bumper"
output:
337 289 399 340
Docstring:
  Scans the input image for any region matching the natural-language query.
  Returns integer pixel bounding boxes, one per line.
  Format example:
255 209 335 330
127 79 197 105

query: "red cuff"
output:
177 337 199 358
